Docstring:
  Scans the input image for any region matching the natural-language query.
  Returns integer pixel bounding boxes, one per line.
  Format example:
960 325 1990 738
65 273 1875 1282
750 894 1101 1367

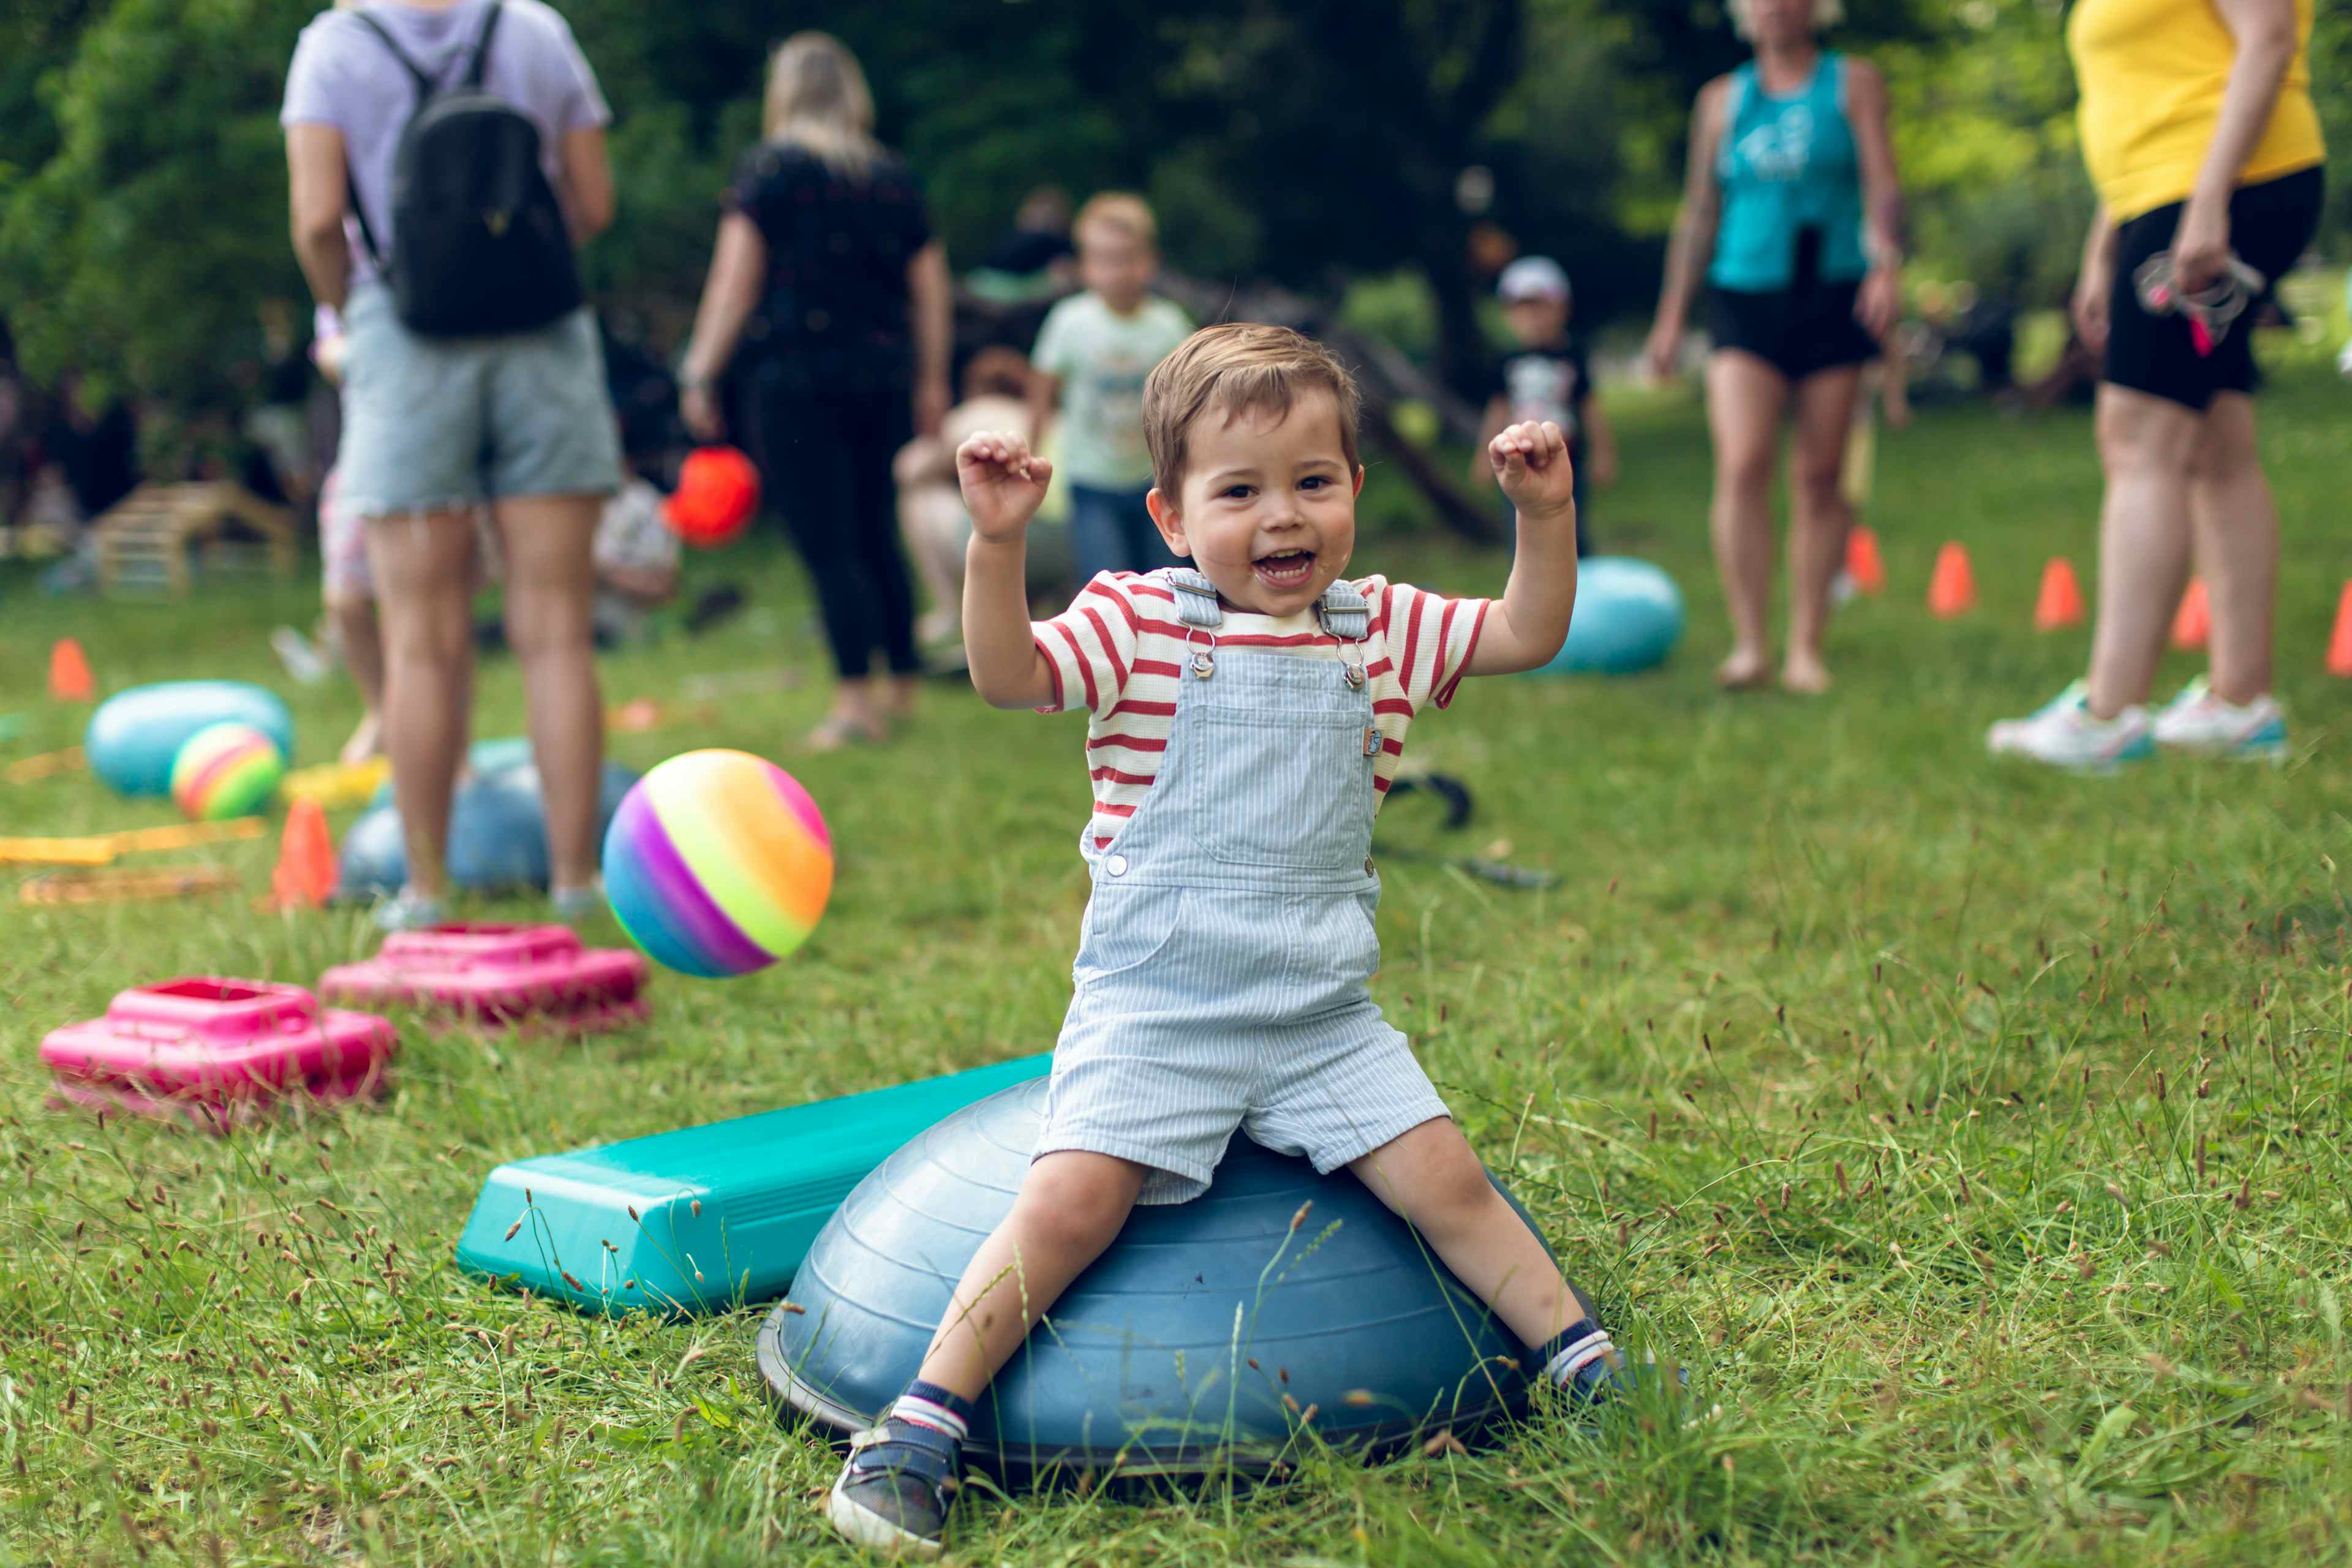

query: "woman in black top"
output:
680 31 952 750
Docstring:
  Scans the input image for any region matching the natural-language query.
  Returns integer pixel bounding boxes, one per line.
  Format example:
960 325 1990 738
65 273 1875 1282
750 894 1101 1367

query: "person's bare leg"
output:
1784 366 1865 695
810 677 890 750
366 510 480 902
899 490 965 647
914 1151 1147 1399
329 594 386 764
1351 1118 1595 1354
1705 352 1790 688
883 673 920 725
2185 393 2277 704
493 492 605 893
2086 385 2204 718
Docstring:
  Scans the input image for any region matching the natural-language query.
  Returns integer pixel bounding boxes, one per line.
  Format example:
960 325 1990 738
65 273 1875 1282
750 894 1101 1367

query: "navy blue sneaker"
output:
1563 1350 1706 1427
827 1416 960 1558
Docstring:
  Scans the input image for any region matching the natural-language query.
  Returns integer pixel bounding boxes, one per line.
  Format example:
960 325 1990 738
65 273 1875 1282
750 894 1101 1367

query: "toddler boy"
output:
829 323 1640 1557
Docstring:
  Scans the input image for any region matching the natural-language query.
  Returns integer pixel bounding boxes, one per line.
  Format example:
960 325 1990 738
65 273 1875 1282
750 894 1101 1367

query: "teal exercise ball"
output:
1538 557 1684 676
87 681 295 797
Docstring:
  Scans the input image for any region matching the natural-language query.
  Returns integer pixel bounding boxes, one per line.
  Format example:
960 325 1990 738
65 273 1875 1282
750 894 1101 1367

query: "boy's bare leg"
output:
1350 1118 1594 1353
914 1150 1149 1398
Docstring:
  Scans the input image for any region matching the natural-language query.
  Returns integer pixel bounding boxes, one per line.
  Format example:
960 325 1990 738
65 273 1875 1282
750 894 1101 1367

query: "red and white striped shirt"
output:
1033 571 1490 854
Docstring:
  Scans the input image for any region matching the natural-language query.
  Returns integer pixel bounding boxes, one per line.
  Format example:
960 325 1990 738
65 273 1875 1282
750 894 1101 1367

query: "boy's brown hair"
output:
1073 191 1157 251
1142 323 1362 499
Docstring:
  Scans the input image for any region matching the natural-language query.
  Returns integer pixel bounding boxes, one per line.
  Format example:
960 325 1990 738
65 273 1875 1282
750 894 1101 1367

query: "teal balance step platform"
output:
455 1054 1050 1315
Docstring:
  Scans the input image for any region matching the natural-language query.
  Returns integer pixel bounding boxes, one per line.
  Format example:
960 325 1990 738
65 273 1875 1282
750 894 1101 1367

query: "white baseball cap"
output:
1498 255 1571 304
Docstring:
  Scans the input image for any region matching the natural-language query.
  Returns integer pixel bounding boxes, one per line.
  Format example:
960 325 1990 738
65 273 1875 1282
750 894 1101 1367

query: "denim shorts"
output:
337 284 620 517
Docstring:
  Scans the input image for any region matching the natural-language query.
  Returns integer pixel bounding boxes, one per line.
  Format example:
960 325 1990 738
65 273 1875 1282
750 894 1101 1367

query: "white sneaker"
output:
270 625 330 686
1988 680 2155 771
2150 677 2288 762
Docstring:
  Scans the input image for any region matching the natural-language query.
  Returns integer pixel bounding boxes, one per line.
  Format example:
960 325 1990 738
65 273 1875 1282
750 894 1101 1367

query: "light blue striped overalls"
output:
1039 568 1452 1204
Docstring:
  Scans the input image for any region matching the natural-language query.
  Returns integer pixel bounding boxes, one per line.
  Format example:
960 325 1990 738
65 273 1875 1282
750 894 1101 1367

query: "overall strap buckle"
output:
1317 582 1371 689
1164 568 1222 677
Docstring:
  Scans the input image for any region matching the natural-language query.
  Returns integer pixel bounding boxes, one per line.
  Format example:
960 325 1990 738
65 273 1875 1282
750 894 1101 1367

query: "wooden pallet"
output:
95 483 296 597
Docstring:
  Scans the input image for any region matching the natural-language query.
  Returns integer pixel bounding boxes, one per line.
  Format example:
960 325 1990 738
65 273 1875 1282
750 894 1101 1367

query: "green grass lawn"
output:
4 355 2351 1566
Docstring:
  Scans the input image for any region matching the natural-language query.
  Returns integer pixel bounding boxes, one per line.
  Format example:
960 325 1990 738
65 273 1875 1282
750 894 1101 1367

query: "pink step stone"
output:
40 977 396 1123
318 923 649 1037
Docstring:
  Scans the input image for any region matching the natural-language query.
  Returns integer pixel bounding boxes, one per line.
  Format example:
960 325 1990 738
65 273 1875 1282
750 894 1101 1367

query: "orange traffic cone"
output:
2034 557 2085 631
1928 542 1976 619
270 797 337 910
2327 580 2352 677
1845 526 1885 595
2170 577 2211 650
48 638 94 701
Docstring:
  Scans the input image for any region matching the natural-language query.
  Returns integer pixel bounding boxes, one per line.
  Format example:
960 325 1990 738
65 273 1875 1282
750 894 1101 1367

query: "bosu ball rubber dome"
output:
758 1077 1550 1477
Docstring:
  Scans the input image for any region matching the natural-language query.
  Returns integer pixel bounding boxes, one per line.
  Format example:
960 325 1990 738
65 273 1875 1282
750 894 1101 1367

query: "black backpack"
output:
347 1 582 337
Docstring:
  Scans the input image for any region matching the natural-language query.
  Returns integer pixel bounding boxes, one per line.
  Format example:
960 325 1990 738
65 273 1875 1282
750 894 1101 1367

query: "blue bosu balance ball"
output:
86 681 295 797
759 1078 1547 1477
337 758 638 898
368 736 540 810
1537 556 1684 676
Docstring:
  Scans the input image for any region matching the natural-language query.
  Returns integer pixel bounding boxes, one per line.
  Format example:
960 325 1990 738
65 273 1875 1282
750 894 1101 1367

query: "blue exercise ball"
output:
334 802 410 899
336 761 638 897
86 681 295 797
1537 557 1684 676
368 736 538 810
760 1078 1546 1476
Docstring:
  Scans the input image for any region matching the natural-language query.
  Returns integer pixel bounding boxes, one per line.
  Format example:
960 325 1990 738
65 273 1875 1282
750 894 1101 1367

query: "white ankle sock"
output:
891 1393 970 1442
1543 1324 1615 1386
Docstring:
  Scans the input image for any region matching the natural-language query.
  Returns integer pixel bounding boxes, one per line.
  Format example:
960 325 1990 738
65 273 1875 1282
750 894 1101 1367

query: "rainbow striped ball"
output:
169 722 286 821
602 750 833 978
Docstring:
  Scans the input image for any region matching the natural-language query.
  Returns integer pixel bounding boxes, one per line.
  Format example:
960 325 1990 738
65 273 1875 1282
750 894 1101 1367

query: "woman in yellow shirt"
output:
1991 0 2323 769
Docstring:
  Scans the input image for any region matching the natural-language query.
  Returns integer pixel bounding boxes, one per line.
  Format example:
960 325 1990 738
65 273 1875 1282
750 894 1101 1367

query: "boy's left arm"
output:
1464 420 1578 676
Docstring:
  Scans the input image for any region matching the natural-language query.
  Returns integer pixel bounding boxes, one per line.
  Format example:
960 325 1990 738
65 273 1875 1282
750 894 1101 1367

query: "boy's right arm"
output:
959 432 1060 709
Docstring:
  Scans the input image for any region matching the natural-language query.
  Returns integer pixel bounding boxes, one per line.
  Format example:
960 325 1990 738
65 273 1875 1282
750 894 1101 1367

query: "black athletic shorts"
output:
2105 165 2324 411
1708 277 1880 383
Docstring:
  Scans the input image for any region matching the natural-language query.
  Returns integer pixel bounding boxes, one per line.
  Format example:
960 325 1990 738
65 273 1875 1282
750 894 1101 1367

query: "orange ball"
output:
665 446 761 548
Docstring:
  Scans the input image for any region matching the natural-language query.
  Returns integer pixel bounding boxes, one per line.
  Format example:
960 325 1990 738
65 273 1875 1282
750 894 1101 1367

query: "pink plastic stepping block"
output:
40 978 397 1123
317 923 650 1036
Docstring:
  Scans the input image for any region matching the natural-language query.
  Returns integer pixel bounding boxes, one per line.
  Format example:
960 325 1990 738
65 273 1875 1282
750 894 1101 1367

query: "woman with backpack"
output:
677 32 954 751
284 0 620 929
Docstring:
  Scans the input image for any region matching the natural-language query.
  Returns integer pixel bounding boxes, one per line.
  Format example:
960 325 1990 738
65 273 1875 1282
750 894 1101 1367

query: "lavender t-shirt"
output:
281 0 610 285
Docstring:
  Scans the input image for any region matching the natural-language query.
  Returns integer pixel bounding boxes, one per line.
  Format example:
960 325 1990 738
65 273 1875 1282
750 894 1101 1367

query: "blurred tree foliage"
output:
0 0 2341 418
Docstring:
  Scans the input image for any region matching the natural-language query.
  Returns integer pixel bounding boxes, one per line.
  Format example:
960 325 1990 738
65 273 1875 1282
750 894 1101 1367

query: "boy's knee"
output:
1415 1155 1507 1234
1017 1158 1137 1254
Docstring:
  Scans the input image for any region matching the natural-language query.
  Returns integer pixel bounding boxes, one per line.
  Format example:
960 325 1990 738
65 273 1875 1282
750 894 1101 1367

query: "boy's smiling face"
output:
1147 388 1362 617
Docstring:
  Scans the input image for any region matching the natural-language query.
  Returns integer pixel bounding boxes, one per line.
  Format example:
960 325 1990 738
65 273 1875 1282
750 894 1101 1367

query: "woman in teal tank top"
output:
1643 0 1905 695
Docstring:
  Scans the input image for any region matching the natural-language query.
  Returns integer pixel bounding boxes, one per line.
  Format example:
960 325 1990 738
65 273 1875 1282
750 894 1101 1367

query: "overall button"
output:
1365 857 1376 876
1106 854 1130 877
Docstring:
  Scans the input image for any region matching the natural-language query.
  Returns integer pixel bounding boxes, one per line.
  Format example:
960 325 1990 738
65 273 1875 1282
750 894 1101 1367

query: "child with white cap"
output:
1472 255 1617 556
